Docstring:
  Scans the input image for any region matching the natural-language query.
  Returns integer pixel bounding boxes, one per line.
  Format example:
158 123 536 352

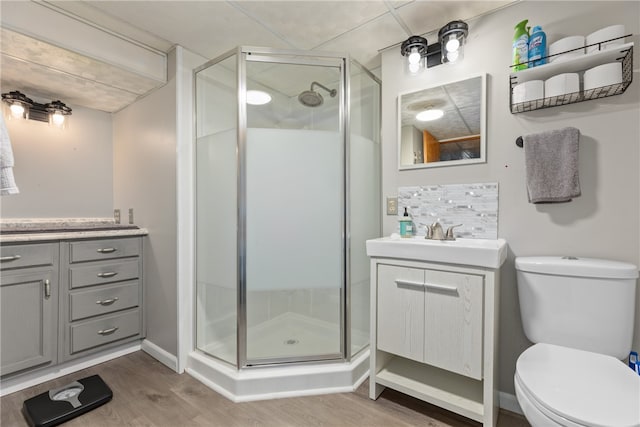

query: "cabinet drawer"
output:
70 281 139 321
69 260 139 289
69 238 139 263
0 243 56 270
70 309 140 354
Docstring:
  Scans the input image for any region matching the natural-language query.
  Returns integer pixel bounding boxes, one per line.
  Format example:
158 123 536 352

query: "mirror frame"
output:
397 73 486 170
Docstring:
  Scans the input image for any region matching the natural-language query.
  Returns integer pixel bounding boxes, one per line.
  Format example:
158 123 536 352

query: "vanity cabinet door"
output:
0 270 58 376
376 264 425 362
424 270 484 379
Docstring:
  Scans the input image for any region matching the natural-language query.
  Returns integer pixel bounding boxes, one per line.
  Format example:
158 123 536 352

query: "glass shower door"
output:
242 55 344 365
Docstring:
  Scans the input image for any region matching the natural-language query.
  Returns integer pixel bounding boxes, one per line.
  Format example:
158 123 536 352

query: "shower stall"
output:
189 47 380 400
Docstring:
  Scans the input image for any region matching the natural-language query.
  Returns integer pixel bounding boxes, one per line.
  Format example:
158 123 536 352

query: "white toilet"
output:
515 256 640 427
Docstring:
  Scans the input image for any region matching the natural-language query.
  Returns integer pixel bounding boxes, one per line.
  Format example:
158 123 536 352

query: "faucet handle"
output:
445 224 462 240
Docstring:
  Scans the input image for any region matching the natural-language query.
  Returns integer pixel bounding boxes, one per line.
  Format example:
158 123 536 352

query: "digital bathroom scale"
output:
22 375 113 427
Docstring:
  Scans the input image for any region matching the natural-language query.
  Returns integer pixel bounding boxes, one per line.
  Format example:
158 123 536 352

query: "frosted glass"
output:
246 128 342 291
195 56 238 366
349 61 381 357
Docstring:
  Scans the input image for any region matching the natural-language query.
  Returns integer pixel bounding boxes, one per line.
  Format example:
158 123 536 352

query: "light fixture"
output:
438 20 468 65
416 109 444 121
1 90 72 127
46 100 72 128
1 91 33 120
400 20 469 72
401 36 428 74
246 90 272 105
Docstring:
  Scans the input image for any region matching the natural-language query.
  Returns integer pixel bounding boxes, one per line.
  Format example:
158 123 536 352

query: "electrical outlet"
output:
114 209 121 224
386 197 398 215
128 208 134 225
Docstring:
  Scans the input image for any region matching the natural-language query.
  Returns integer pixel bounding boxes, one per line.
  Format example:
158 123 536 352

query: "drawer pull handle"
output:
96 297 119 306
97 248 117 254
394 279 424 289
97 272 118 278
424 283 459 293
44 279 51 299
97 327 119 336
0 255 22 262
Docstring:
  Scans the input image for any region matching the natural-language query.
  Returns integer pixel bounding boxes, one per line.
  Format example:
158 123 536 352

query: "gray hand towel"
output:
524 127 580 203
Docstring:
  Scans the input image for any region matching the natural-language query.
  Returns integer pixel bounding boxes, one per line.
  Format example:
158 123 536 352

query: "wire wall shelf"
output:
509 38 633 114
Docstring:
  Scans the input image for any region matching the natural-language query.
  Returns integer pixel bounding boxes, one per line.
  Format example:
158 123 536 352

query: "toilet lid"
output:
516 343 640 427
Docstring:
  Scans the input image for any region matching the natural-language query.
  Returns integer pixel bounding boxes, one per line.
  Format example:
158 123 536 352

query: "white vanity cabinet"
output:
369 249 502 427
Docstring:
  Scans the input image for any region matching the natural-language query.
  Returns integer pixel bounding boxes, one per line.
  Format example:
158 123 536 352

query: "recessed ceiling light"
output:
416 109 444 121
246 90 271 105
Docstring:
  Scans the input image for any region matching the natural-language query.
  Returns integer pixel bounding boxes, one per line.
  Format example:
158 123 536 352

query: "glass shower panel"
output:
195 54 238 366
244 59 343 363
349 61 381 358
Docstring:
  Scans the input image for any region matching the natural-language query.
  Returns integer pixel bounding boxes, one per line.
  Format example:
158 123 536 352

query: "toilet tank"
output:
515 256 638 360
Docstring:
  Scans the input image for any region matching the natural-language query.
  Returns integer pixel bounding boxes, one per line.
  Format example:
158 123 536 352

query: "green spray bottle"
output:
513 19 530 71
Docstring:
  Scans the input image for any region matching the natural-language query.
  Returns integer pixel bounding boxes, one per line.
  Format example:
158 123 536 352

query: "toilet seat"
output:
516 343 640 427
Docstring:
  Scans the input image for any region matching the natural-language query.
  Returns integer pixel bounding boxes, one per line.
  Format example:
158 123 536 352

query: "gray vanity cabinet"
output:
0 243 59 376
59 237 144 361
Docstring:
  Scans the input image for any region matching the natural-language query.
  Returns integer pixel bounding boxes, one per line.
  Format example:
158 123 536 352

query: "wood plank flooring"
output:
1 351 530 426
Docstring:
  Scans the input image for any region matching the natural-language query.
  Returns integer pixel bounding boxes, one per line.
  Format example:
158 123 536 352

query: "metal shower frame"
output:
193 45 381 370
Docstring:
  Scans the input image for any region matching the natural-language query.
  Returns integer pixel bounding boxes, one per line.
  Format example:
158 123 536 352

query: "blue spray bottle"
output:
528 25 547 68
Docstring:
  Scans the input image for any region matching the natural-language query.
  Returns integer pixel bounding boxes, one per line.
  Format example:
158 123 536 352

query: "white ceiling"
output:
1 0 513 112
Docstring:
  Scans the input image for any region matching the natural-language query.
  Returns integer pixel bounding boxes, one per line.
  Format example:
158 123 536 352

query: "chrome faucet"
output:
425 222 462 241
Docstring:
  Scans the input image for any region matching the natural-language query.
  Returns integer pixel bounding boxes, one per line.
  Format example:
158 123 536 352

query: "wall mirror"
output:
398 74 486 170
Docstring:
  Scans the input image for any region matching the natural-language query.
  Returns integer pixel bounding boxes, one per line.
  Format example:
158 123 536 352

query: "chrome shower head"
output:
298 81 336 107
298 90 324 107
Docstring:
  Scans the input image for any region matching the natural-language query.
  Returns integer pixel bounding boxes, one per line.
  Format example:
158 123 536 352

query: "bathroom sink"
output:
366 236 507 269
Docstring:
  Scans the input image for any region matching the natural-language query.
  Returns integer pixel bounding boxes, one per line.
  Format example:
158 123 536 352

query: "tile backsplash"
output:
397 183 498 239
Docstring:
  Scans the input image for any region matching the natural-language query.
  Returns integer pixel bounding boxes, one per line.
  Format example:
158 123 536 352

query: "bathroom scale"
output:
22 375 113 427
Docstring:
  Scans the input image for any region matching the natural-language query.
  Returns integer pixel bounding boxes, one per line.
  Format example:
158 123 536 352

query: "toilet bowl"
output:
514 256 640 427
515 343 640 427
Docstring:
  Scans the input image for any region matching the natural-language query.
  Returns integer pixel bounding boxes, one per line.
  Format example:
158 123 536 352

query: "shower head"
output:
298 81 337 107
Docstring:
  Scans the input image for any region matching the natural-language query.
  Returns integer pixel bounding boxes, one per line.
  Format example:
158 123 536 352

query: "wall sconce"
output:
401 35 428 74
2 90 72 128
400 20 469 73
438 20 468 64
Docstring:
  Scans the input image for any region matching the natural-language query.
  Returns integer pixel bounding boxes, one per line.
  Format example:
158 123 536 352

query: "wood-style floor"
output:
1 351 530 426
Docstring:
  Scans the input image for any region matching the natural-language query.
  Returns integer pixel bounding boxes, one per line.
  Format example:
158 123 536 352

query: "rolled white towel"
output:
0 115 19 195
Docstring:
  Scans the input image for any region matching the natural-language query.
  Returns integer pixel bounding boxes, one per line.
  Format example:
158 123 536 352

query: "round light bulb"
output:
10 103 24 118
416 109 444 121
52 112 65 126
446 50 460 62
246 90 271 105
408 62 420 74
408 48 421 65
445 37 460 53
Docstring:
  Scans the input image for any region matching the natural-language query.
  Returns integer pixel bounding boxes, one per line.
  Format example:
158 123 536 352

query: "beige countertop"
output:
0 218 148 243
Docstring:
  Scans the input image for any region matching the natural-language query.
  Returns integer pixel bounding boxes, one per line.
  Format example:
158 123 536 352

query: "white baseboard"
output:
0 343 141 397
141 339 178 372
499 391 523 415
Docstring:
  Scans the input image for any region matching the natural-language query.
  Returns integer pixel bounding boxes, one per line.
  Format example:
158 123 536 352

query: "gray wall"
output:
1 105 113 218
113 49 178 357
381 1 640 395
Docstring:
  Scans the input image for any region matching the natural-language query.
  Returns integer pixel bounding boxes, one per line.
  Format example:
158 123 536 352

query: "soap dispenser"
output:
399 207 413 238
